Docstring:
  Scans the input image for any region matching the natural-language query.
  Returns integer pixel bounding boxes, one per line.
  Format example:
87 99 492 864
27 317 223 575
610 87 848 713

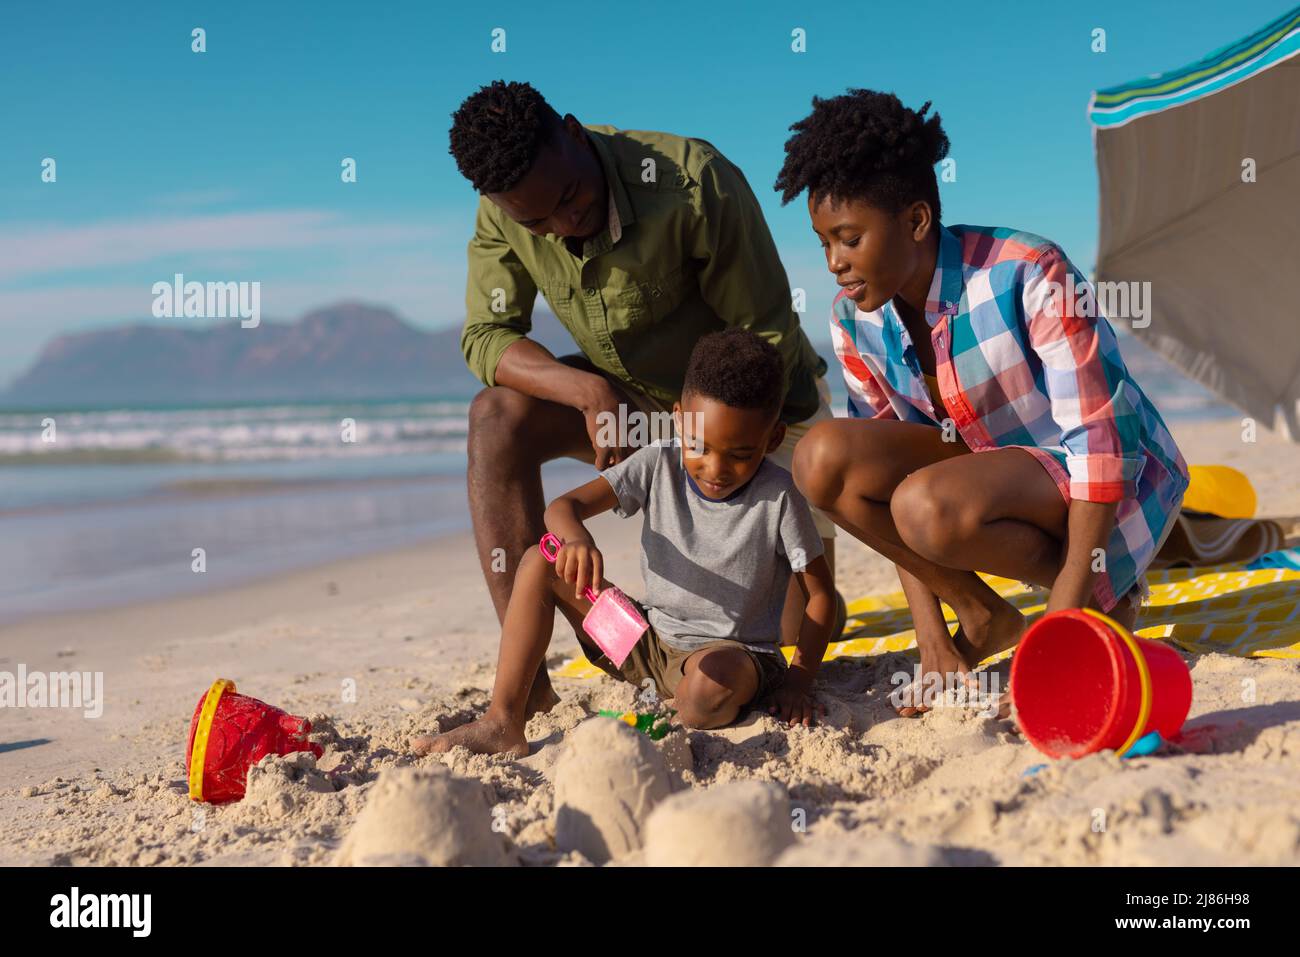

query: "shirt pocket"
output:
538 281 575 325
615 263 693 329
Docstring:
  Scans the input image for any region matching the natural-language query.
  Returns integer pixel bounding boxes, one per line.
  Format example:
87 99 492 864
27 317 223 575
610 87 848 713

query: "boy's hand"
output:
768 669 824 727
555 538 605 602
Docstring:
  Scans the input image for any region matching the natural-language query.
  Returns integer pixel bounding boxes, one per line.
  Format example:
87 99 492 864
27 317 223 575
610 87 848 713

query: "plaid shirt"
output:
829 223 1189 610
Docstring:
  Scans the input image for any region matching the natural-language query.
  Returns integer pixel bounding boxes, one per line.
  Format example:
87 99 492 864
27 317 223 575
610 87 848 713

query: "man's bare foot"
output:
411 711 528 758
525 673 561 719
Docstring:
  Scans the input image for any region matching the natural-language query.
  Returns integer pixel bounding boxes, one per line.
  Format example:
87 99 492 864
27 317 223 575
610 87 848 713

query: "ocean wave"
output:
0 401 472 462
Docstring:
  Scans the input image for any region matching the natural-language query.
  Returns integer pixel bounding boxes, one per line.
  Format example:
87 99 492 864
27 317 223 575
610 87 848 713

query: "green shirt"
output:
461 125 828 423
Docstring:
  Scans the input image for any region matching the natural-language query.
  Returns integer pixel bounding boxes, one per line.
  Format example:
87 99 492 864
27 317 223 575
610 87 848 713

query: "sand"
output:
2 417 1299 867
552 717 673 863
644 781 793 866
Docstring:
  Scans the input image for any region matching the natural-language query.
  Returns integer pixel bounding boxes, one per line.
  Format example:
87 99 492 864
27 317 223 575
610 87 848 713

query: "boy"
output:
415 330 837 757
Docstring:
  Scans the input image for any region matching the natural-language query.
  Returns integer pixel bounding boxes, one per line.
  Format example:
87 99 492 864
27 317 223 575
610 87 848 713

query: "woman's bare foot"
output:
893 625 974 718
953 598 1025 665
411 710 528 758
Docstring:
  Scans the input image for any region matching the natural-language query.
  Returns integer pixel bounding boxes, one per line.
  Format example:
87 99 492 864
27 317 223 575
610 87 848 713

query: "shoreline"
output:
4 414 1293 631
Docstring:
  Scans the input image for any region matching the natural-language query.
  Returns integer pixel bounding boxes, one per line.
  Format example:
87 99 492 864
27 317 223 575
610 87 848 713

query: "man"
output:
450 80 844 716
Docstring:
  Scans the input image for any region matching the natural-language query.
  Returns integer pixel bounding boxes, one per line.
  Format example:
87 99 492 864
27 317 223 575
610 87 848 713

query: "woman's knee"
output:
891 469 976 561
792 420 848 508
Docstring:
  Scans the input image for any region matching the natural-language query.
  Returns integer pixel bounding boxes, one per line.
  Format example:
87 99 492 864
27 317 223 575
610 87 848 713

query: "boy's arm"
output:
542 476 622 601
543 475 620 545
786 554 836 690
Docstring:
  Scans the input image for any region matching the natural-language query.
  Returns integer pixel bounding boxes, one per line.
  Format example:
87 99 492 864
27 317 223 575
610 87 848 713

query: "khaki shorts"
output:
617 375 838 539
573 596 788 705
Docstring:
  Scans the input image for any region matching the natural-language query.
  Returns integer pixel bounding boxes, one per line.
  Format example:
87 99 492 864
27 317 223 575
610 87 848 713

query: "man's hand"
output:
580 379 633 470
492 340 632 469
768 668 824 727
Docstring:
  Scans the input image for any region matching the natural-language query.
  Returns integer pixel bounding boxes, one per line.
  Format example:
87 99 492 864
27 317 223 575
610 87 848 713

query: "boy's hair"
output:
449 80 565 193
682 329 785 420
773 89 950 222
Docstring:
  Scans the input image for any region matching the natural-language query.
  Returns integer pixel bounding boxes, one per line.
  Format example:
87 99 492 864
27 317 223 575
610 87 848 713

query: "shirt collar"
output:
854 224 963 329
577 129 636 258
923 223 963 320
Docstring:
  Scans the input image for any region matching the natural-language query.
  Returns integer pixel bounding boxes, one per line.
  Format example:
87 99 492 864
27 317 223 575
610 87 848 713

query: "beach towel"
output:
552 550 1300 679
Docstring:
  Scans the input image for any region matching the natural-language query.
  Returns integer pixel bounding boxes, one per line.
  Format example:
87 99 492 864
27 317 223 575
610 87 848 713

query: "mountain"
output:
2 301 581 406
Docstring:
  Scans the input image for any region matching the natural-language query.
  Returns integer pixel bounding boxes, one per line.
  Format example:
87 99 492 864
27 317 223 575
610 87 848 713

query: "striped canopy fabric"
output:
1090 6 1300 439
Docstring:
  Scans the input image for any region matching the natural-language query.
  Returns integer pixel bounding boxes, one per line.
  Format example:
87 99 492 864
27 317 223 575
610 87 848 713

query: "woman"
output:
776 89 1189 715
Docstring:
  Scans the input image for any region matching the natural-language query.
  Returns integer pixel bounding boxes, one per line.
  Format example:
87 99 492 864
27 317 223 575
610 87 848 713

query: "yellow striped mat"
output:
551 563 1300 679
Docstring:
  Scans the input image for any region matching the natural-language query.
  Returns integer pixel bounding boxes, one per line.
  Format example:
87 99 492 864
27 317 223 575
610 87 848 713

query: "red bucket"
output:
1010 609 1192 759
185 679 323 804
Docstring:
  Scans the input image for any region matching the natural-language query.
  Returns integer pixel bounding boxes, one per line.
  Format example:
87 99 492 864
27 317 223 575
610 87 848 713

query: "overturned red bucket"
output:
1010 609 1192 759
185 679 323 803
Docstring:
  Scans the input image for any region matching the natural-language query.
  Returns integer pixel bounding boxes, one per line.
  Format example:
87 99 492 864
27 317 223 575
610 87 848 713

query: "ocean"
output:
0 337 1233 625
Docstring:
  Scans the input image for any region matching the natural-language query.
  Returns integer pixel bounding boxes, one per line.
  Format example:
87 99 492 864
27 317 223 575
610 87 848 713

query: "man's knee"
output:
467 386 541 463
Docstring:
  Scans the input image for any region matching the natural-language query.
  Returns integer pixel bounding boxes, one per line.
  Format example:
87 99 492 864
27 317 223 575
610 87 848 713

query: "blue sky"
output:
0 0 1290 385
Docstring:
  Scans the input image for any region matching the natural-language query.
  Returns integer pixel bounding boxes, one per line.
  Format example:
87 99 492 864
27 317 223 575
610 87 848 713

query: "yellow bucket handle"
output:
188 678 236 802
1081 609 1152 757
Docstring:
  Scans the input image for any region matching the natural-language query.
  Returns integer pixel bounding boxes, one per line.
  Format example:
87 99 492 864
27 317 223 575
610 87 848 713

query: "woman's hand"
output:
1048 499 1119 613
555 537 605 602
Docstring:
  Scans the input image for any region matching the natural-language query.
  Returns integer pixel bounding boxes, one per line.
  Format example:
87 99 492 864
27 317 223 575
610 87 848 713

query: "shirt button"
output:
585 287 596 296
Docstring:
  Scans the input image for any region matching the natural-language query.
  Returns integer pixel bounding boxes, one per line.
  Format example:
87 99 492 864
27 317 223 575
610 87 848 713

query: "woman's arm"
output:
1021 246 1139 610
1048 499 1118 612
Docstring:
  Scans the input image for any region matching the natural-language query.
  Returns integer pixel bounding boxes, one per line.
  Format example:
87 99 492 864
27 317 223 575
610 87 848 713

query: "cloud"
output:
0 210 440 283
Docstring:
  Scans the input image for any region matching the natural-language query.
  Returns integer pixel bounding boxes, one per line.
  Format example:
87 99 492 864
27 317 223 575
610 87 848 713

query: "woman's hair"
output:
774 89 950 221
682 329 785 419
449 80 564 193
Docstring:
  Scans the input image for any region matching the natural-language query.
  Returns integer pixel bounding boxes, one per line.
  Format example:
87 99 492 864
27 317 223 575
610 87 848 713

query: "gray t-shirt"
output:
599 439 825 655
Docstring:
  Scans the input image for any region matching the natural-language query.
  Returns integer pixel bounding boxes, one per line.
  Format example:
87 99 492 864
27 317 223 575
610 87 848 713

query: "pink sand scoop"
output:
539 532 648 667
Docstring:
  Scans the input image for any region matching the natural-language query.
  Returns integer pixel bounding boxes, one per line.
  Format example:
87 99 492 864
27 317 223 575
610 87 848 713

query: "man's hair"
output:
682 329 785 419
449 80 564 193
773 89 949 222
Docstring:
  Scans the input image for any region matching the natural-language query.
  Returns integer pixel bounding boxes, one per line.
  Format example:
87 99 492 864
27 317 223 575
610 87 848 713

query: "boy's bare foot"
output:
525 673 561 719
411 711 529 758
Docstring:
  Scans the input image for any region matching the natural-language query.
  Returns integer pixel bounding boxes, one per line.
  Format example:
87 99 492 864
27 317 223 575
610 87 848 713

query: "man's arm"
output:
463 199 630 467
690 155 819 404
462 199 538 388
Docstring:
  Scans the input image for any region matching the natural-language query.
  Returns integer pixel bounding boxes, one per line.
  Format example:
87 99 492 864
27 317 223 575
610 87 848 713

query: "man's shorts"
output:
573 596 788 705
616 374 838 540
